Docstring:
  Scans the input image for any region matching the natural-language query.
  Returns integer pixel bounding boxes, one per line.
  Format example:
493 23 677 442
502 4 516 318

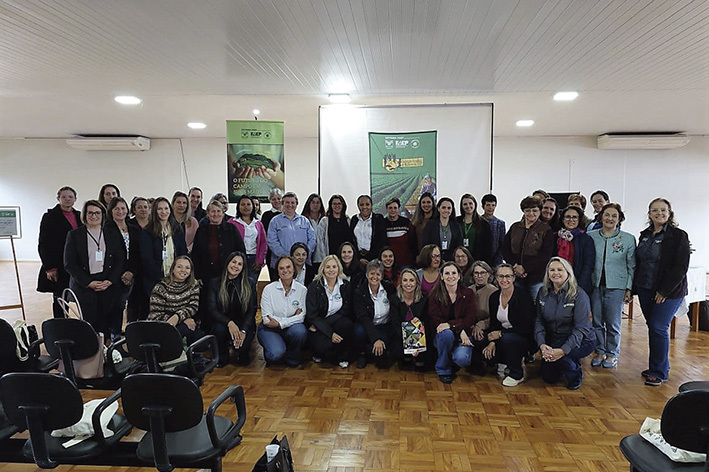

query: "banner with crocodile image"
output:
368 131 437 216
227 120 284 203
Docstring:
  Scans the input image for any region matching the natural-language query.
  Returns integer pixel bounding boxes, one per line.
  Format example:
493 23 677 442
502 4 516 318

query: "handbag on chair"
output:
56 289 105 379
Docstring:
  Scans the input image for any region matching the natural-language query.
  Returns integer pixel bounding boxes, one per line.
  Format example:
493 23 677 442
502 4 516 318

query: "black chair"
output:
125 320 218 385
42 318 132 389
679 381 709 393
121 373 246 472
0 319 58 375
0 372 132 469
619 389 709 472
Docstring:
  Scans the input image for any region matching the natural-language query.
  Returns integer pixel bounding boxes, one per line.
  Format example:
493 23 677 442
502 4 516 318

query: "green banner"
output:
369 131 437 215
226 120 285 203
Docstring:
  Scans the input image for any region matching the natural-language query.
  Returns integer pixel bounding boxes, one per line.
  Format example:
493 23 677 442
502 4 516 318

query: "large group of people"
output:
37 184 690 389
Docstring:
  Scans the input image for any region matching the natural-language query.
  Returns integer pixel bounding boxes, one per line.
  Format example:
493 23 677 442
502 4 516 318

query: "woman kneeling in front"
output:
428 262 476 384
535 257 594 390
258 256 308 367
482 264 535 387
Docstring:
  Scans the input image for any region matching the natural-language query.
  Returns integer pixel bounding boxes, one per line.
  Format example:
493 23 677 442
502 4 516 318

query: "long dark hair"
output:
429 261 461 309
98 184 120 208
458 194 481 226
237 194 258 221
145 197 177 238
218 251 252 314
411 192 438 227
106 197 129 222
326 194 348 218
301 193 325 221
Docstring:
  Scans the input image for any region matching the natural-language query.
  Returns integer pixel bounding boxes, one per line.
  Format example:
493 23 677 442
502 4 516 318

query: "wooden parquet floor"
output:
2 261 709 472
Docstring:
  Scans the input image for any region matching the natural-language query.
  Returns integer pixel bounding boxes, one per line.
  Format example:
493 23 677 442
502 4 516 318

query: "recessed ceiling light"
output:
516 120 534 127
114 95 142 105
252 109 260 115
329 93 351 104
553 91 578 101
187 122 207 129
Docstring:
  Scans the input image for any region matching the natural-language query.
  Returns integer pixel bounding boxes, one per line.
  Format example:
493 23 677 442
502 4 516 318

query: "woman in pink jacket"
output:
229 195 267 287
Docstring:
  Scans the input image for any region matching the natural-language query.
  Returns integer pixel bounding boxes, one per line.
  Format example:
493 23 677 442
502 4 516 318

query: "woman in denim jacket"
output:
588 203 636 369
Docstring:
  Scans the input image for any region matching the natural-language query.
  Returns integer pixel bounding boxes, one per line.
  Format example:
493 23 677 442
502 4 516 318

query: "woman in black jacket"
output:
64 200 125 336
352 259 401 368
457 194 493 264
482 264 536 387
397 268 429 371
422 197 463 262
306 255 354 368
634 198 690 387
207 251 256 367
350 195 388 266
37 186 82 318
139 197 188 311
105 197 141 338
191 200 246 284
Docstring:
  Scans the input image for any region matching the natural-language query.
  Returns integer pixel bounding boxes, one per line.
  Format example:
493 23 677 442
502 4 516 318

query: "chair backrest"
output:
661 389 709 454
121 373 203 432
125 321 185 369
42 318 99 361
0 319 21 373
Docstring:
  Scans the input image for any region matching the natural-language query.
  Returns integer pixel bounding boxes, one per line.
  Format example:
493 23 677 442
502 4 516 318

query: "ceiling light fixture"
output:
328 93 351 104
516 120 534 127
187 122 206 129
114 95 142 105
553 91 578 101
252 109 260 116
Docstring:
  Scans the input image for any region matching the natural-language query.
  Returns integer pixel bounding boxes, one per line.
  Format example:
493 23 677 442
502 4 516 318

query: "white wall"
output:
2 135 708 269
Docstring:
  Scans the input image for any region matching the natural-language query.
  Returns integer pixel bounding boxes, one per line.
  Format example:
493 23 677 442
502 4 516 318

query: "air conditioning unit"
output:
66 136 151 151
597 133 690 150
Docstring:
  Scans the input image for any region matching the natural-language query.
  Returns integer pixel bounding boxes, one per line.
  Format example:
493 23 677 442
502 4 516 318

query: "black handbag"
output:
251 435 294 472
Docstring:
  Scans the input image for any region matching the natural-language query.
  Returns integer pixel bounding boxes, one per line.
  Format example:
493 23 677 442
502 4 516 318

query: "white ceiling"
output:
0 0 707 139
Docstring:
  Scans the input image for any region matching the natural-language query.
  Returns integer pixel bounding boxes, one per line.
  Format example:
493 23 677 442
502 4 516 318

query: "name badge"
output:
162 250 169 261
463 238 469 247
441 240 449 250
95 250 103 262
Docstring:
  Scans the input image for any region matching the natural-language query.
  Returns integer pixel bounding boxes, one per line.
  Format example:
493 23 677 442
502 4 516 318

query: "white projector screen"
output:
319 103 493 215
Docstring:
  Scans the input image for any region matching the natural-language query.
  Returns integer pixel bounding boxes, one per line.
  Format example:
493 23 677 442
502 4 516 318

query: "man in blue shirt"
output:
481 193 506 266
267 192 316 268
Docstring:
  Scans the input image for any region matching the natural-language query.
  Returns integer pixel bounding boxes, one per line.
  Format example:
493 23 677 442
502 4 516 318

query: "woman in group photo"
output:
588 203 635 369
305 255 354 368
633 198 690 387
483 264 535 387
422 197 462 262
416 244 442 294
97 183 120 209
553 205 595 296
229 194 267 287
383 197 417 268
350 194 387 265
457 193 493 264
37 186 82 319
315 194 354 263
379 246 400 287
258 255 308 367
207 251 256 367
148 255 204 345
397 268 430 371
338 241 363 286
64 199 125 337
535 257 594 390
171 191 199 252
291 242 315 287
411 192 437 252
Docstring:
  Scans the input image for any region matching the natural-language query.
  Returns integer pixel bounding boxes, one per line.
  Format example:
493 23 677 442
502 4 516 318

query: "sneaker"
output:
338 361 349 369
356 356 368 369
438 374 454 384
312 356 322 363
496 363 507 378
645 376 664 387
590 354 604 367
602 357 617 368
567 378 582 390
502 376 524 387
641 369 651 378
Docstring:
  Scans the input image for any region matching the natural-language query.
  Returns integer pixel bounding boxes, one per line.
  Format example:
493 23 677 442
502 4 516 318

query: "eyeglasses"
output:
86 211 102 216
431 254 441 259
473 271 489 276
564 215 579 220
496 274 514 280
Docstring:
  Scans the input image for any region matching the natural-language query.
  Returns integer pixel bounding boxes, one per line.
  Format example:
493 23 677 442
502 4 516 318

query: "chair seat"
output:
678 381 709 393
619 434 706 472
21 415 130 460
137 415 236 463
0 424 19 439
37 355 59 373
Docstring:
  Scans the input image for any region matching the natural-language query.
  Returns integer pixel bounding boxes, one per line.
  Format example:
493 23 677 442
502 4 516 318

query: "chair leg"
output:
209 456 223 472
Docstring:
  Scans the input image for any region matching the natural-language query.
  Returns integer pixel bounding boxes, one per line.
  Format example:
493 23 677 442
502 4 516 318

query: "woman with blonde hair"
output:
305 255 354 368
535 257 594 390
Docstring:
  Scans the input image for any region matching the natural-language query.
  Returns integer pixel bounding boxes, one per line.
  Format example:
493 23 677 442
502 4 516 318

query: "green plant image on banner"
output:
369 131 437 215
226 120 284 203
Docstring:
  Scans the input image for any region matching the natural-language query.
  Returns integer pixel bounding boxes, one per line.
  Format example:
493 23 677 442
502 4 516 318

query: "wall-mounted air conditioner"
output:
66 136 151 151
597 133 690 150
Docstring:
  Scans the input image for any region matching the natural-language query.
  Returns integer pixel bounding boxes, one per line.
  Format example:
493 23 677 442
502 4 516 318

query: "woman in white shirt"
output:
257 256 308 367
306 255 354 368
229 195 267 287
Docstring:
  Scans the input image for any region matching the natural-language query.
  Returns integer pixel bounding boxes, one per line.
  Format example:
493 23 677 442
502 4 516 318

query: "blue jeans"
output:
540 337 595 386
591 287 625 358
497 332 530 380
636 287 683 380
434 329 472 375
246 254 259 289
257 322 307 366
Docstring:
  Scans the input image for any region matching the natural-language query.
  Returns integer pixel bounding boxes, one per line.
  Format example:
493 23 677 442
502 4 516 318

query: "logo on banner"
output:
240 129 273 140
382 154 424 172
384 136 421 149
